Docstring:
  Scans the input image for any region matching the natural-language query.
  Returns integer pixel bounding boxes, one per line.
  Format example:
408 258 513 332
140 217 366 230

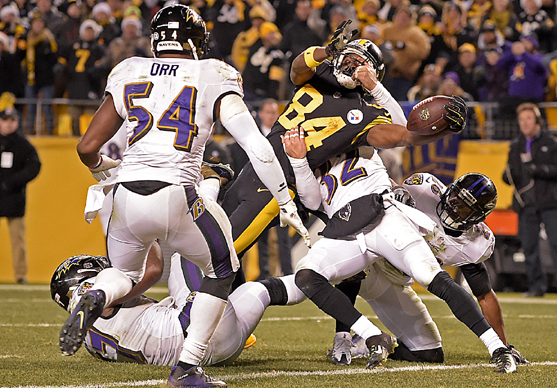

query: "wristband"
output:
304 46 323 68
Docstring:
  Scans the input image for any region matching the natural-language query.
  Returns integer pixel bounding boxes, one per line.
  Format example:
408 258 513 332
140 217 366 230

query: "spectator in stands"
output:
321 0 358 35
55 0 85 52
496 34 547 121
0 4 25 52
425 3 476 73
58 19 105 136
377 0 405 22
360 24 394 74
467 0 493 32
100 15 151 70
0 31 24 99
417 4 439 36
453 43 484 101
243 22 285 102
18 14 58 134
92 2 120 46
273 0 297 30
382 4 430 100
207 0 250 62
33 0 65 34
279 0 324 67
476 19 512 67
516 0 555 54
11 0 33 22
357 0 381 31
407 63 442 102
484 0 520 41
502 102 557 297
0 107 41 284
437 72 474 102
479 47 509 101
231 5 268 73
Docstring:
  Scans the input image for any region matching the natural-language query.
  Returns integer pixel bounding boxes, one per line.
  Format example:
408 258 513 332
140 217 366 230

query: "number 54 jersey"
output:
106 57 244 186
403 173 495 267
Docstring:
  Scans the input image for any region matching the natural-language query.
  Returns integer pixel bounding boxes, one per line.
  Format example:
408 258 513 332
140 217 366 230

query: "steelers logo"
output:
347 109 363 124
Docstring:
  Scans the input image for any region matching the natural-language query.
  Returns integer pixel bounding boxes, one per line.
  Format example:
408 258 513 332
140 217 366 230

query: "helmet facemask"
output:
333 39 385 89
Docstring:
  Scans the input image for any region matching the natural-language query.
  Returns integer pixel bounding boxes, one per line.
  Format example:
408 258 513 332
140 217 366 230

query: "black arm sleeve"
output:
460 262 492 297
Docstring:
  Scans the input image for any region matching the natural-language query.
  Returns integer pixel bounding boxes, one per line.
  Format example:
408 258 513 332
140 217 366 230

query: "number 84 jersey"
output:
106 57 243 186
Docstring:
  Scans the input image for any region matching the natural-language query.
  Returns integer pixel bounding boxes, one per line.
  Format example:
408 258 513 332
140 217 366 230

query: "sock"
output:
350 315 382 339
92 267 132 307
177 361 196 371
334 280 361 332
480 328 506 356
178 292 227 365
199 178 220 202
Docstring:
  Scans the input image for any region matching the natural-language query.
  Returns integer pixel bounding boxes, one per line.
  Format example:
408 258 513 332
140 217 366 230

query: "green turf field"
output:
1 284 556 387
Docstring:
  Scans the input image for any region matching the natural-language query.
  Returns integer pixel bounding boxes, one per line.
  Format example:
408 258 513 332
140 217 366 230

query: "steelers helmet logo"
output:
419 107 431 121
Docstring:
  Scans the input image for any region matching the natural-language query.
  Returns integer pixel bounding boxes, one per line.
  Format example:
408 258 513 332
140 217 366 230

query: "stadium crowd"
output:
2 0 557 135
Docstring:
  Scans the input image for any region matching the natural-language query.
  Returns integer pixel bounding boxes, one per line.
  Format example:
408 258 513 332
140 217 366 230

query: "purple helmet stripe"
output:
467 177 488 198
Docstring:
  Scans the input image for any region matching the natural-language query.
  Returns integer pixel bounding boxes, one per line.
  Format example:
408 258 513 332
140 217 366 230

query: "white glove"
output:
89 155 121 182
279 199 311 247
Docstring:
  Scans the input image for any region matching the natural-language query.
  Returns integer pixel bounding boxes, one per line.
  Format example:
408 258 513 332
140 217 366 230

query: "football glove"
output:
325 20 357 57
392 186 416 208
443 95 467 133
89 155 121 182
279 199 311 247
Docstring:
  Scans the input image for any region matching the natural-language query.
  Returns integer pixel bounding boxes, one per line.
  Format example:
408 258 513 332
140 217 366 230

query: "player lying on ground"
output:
283 127 518 373
327 173 528 366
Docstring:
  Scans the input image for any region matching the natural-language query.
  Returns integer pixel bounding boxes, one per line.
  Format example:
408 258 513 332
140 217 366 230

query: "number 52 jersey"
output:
105 57 244 186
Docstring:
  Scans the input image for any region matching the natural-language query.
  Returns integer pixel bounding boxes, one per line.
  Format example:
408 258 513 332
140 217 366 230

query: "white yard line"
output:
12 362 557 388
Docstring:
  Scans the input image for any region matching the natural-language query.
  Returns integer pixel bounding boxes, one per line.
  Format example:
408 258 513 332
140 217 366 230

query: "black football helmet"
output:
436 173 497 232
50 255 110 311
150 4 209 59
333 39 385 88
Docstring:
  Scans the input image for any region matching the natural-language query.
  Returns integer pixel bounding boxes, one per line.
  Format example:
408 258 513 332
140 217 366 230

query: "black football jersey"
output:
267 62 392 173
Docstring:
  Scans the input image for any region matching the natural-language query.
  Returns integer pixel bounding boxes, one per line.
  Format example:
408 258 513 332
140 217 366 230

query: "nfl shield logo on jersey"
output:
347 109 363 124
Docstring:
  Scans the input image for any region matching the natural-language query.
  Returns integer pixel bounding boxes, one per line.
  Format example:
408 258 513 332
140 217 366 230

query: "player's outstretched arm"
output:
217 95 310 246
77 94 124 180
366 123 457 149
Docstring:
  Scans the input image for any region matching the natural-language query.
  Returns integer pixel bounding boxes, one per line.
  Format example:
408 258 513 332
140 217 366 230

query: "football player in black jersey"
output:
221 21 467 286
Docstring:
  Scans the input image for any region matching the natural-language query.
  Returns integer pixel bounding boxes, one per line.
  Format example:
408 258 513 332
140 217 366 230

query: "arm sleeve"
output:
370 82 407 126
287 155 322 210
220 98 291 205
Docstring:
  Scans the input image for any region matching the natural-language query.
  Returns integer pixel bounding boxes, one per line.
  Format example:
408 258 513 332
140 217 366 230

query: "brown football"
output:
407 95 452 135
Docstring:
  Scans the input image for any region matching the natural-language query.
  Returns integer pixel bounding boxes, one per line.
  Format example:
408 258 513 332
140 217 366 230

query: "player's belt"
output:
320 192 387 239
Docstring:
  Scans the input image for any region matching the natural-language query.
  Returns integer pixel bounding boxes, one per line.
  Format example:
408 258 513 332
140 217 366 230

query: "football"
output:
406 95 452 135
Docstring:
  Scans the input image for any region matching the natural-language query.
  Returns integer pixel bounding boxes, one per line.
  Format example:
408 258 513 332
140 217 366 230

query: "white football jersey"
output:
317 147 392 218
402 173 495 267
105 57 243 185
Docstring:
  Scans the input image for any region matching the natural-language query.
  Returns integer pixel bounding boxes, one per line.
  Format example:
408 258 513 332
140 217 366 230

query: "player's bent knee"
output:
199 273 236 300
295 269 329 300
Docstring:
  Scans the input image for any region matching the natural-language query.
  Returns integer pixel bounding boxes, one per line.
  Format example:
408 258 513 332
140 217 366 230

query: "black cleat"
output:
365 332 397 369
508 344 529 365
59 289 105 356
491 347 518 373
167 365 227 387
201 162 234 185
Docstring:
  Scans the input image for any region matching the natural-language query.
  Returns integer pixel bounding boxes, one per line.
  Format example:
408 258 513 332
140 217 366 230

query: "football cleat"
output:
365 332 397 369
327 331 354 365
508 344 529 365
244 333 257 349
350 334 370 359
59 289 106 356
491 347 518 373
167 365 227 387
201 162 235 186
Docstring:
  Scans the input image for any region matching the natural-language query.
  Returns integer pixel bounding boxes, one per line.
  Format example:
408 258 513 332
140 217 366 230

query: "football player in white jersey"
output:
64 5 309 387
335 173 528 366
282 126 518 373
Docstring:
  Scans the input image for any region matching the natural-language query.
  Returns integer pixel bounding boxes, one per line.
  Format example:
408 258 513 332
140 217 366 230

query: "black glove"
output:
443 95 467 133
325 20 357 57
392 186 416 208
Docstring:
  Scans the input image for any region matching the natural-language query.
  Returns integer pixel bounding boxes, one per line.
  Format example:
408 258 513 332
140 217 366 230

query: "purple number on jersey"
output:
124 82 198 151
